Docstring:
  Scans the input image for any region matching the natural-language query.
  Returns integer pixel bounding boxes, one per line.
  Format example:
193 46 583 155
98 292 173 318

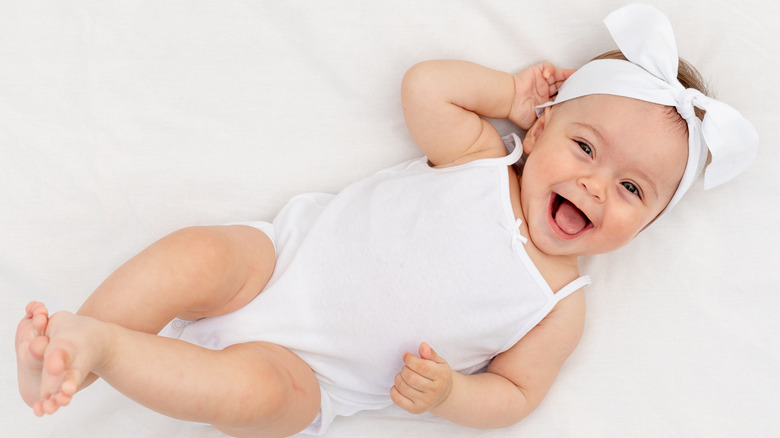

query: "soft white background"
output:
2 1 778 437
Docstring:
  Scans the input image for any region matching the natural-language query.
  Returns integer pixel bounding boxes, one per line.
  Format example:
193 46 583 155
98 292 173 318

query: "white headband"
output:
536 3 758 213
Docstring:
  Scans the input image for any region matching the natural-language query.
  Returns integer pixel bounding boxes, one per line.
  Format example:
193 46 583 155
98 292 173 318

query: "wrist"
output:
507 74 535 129
429 370 457 416
507 74 521 121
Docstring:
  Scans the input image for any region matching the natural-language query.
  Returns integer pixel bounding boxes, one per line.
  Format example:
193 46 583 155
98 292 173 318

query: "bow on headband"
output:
536 3 759 213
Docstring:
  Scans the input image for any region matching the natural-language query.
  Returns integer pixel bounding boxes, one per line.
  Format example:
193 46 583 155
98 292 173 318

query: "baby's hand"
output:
508 62 576 130
390 342 452 414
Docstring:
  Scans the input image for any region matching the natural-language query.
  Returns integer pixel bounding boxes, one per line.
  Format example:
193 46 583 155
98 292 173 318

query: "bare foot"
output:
15 302 51 408
34 311 112 416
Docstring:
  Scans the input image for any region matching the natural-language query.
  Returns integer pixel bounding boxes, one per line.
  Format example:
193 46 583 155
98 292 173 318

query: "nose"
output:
578 175 606 202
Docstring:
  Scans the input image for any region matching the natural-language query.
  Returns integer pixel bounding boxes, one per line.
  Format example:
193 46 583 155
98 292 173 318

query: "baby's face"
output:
520 94 688 257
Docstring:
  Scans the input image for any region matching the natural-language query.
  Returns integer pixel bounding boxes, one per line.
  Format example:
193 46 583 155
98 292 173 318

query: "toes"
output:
34 391 71 416
60 369 82 397
40 348 69 401
20 301 49 338
28 311 96 417
32 313 48 334
42 397 60 415
26 301 48 318
33 400 44 417
44 347 68 376
55 390 73 407
32 365 79 417
33 394 61 416
28 336 49 361
32 398 59 416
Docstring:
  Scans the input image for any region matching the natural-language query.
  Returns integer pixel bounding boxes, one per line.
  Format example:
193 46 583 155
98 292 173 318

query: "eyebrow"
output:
573 122 606 146
573 122 659 199
630 168 659 199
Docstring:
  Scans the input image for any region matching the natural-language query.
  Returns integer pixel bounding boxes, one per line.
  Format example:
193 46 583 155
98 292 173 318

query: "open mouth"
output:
549 193 593 239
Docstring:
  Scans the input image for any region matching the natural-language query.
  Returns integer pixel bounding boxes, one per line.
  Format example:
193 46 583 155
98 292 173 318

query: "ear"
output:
523 107 550 154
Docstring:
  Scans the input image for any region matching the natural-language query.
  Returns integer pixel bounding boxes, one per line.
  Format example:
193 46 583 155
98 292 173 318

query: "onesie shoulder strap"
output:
553 275 591 304
500 133 524 166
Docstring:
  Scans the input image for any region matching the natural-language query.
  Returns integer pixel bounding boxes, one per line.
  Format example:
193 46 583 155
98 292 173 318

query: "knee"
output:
215 346 297 430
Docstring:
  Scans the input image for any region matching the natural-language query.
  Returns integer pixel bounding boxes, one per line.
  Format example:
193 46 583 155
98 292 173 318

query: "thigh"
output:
79 224 276 333
214 341 322 438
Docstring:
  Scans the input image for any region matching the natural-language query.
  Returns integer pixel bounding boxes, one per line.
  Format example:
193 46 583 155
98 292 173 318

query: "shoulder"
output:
549 287 586 332
534 288 586 343
495 288 586 364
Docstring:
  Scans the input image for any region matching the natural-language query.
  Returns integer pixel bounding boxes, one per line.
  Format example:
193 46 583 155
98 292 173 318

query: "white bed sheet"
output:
3 1 778 437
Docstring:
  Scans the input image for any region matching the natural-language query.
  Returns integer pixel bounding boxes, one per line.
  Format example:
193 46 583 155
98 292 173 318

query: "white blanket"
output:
3 1 778 436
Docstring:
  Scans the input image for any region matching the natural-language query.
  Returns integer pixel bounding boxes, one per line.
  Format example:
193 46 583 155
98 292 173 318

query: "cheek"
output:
599 208 647 247
524 148 571 179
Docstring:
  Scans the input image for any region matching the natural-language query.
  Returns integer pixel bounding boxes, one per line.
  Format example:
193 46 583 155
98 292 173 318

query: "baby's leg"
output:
15 302 51 407
37 311 320 438
71 225 275 390
78 225 276 333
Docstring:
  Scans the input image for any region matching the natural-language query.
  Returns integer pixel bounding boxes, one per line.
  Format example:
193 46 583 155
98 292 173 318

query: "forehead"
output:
556 94 681 136
554 94 688 195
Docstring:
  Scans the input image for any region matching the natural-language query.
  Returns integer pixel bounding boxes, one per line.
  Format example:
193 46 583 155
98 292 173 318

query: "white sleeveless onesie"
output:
166 134 590 435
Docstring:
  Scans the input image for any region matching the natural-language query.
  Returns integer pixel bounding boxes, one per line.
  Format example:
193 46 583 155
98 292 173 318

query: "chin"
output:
583 240 633 256
531 232 630 258
530 235 583 258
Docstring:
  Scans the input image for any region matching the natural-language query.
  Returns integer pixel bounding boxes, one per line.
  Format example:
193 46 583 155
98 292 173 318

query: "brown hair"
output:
591 50 709 121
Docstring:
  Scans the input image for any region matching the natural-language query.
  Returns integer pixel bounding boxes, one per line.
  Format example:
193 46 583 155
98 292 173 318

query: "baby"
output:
15 4 757 437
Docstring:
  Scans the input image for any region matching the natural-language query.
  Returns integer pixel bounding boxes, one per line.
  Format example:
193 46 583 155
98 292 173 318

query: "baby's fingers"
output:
557 68 577 80
546 66 576 96
391 373 427 414
399 363 432 392
538 62 555 80
394 369 421 395
553 68 576 87
537 62 569 81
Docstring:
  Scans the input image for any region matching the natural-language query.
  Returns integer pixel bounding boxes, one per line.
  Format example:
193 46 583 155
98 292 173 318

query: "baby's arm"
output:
401 60 572 167
392 290 586 428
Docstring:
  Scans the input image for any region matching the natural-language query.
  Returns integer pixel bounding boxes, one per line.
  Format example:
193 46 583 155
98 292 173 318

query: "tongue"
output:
555 199 588 235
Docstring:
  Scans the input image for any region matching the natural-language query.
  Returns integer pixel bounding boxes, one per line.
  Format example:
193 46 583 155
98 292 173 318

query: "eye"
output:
577 141 593 157
621 181 641 197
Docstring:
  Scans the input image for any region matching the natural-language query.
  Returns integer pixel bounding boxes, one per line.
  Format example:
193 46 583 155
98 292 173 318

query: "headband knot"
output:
675 87 701 122
535 3 758 215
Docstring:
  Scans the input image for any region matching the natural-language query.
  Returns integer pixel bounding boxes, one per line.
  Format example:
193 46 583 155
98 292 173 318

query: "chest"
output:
288 163 557 361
